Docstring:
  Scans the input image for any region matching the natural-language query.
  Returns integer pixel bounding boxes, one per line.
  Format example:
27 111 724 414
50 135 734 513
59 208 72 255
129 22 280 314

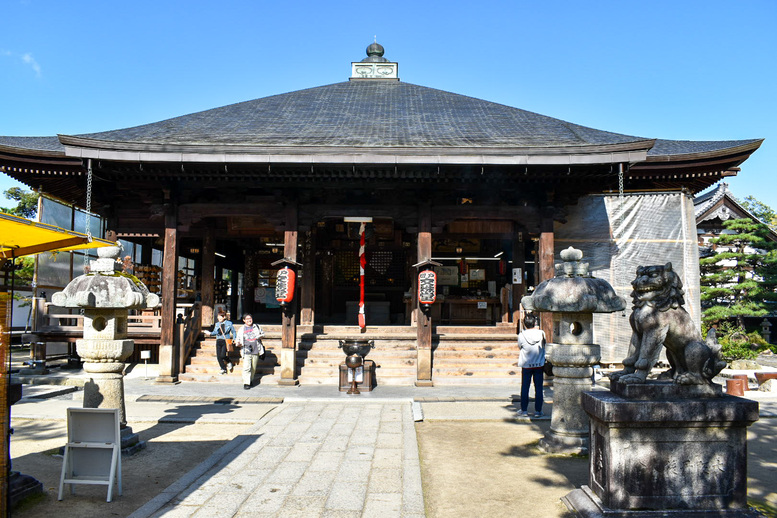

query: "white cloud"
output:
21 53 41 77
1 49 42 77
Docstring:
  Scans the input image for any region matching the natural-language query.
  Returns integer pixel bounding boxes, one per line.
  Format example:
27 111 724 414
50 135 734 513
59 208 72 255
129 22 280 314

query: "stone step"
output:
298 339 416 352
434 358 520 370
300 325 418 335
186 325 522 383
179 372 283 384
435 326 515 335
435 335 517 342
435 347 518 354
431 376 522 386
184 363 278 375
433 349 517 357
433 367 521 378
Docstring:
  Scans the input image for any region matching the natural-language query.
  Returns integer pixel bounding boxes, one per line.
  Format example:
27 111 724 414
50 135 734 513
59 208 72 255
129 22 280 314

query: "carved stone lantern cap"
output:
52 245 159 309
521 247 625 314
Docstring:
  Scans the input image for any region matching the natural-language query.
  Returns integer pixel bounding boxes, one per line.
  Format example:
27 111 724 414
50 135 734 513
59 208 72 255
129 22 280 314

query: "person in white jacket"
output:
516 314 546 417
235 314 265 390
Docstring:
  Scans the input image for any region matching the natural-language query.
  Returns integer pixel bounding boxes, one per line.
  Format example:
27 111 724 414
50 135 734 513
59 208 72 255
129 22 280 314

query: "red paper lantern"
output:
418 270 437 305
275 267 296 305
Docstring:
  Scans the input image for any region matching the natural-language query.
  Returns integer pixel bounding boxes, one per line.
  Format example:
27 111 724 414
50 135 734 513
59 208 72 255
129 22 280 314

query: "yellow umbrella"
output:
0 211 115 261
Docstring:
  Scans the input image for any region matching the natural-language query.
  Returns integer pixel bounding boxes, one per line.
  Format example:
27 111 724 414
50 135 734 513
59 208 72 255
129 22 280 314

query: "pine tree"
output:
700 217 777 326
740 195 777 228
2 187 38 219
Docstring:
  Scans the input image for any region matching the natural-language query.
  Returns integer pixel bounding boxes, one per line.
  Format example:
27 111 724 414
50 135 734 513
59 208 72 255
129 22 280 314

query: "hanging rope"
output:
358 222 366 329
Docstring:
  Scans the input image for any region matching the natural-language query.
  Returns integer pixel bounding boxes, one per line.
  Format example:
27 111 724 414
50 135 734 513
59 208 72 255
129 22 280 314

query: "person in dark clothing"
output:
210 311 236 374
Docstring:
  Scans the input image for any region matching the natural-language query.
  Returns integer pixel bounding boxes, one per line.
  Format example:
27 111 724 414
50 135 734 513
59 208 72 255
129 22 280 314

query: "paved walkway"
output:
129 400 424 518
11 362 777 517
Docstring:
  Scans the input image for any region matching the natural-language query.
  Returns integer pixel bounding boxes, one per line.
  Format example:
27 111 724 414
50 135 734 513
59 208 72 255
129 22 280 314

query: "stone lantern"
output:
52 245 159 452
760 318 772 344
522 247 625 454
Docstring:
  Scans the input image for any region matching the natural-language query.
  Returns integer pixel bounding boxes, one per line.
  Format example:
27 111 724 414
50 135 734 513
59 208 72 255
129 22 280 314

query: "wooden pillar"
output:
1 293 10 517
157 205 179 383
278 202 299 386
140 237 153 266
230 267 239 320
200 227 215 327
512 228 526 332
408 245 418 325
243 252 257 316
539 215 555 342
300 229 316 326
416 203 434 386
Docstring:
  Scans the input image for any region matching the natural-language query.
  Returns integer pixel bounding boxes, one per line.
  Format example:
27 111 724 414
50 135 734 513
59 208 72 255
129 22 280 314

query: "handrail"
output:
40 303 162 333
177 302 202 374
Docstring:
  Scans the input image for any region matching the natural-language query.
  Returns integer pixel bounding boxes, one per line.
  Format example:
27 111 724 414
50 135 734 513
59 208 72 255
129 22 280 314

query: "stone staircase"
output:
178 326 283 384
179 324 520 385
432 326 521 385
297 326 417 385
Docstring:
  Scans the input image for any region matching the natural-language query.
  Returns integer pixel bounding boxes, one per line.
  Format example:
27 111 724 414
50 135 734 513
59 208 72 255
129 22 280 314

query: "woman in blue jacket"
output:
210 310 236 374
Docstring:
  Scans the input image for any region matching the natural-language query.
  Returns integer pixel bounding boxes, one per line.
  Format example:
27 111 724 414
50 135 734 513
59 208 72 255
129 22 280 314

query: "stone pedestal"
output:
277 348 299 386
82 371 142 453
563 384 760 516
540 341 600 454
7 381 44 508
9 471 44 508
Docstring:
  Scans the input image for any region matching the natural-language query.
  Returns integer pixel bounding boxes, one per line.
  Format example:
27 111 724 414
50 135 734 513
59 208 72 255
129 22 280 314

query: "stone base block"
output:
19 365 49 376
415 379 434 387
122 440 147 456
610 380 722 400
9 471 44 509
120 425 145 455
154 375 180 384
539 430 588 455
563 485 764 517
277 378 300 386
582 390 759 511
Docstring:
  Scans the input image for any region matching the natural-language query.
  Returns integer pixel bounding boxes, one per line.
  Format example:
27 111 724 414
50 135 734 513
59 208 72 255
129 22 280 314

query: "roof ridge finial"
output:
350 40 398 80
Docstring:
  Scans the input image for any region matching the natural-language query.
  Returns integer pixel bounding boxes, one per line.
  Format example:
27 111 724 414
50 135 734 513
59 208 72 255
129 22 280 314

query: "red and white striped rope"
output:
358 222 366 329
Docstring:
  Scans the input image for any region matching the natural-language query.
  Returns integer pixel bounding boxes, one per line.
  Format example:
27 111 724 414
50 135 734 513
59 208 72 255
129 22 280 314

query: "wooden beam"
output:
278 200 299 386
4 236 87 258
157 205 179 383
539 215 555 342
512 228 526 333
200 226 215 327
416 201 434 386
300 229 316 326
0 293 10 518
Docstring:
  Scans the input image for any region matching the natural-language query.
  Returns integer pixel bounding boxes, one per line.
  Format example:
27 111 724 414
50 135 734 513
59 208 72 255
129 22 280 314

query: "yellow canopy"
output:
0 211 116 260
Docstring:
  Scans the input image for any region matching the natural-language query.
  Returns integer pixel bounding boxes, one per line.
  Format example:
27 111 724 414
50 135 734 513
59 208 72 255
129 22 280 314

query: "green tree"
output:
2 187 38 219
740 195 777 228
700 217 777 327
12 256 35 287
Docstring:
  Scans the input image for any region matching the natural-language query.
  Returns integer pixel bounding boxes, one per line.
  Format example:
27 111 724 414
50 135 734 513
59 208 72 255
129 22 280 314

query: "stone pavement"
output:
129 400 424 518
10 366 777 517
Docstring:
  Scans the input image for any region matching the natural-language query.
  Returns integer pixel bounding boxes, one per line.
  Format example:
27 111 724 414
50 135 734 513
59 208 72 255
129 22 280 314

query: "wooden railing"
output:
32 301 163 362
42 311 162 333
177 302 201 374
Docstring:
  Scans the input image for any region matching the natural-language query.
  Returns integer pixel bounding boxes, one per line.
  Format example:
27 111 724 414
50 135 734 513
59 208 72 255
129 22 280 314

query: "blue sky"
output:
2 0 775 209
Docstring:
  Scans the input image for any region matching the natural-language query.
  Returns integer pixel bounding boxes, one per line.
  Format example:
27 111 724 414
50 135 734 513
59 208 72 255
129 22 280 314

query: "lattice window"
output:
333 250 406 287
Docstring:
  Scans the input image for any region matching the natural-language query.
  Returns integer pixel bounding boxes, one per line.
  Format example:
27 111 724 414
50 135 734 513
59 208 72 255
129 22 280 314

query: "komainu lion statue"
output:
609 263 726 385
